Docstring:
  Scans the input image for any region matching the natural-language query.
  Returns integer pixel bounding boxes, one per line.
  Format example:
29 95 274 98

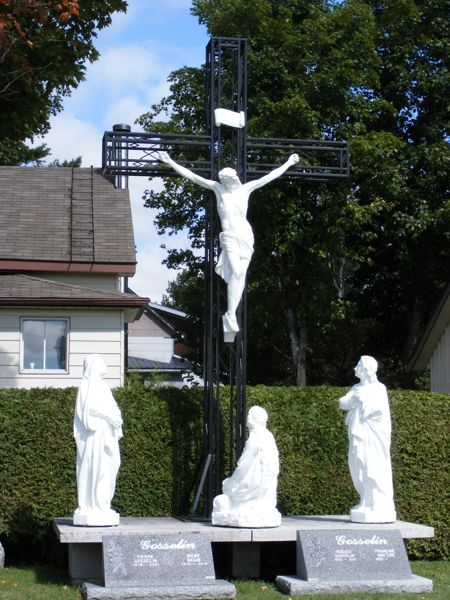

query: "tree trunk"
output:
285 306 308 386
402 297 423 360
402 296 424 385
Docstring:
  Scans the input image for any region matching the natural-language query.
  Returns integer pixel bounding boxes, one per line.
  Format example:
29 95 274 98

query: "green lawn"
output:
0 561 448 599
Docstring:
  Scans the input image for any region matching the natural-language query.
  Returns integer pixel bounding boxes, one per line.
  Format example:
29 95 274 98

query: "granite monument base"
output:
276 529 433 595
53 515 435 583
276 574 433 595
90 533 236 600
81 580 236 599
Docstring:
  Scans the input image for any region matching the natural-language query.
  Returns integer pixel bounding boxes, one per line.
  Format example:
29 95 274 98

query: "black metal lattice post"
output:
200 38 249 517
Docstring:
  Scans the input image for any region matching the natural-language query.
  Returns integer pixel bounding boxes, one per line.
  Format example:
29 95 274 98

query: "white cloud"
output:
37 113 102 166
127 176 191 302
104 96 148 130
130 244 174 302
88 44 167 92
103 78 171 128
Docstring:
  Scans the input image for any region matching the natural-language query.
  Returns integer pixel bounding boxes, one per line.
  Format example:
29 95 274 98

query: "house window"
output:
21 319 69 372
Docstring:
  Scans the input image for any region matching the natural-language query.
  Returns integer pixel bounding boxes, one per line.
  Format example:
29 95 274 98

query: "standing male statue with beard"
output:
339 355 396 523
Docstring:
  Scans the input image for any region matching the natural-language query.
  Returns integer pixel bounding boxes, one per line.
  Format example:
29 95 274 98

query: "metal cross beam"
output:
102 37 349 519
102 131 349 180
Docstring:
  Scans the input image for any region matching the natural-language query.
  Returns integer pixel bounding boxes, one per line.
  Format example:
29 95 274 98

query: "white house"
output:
408 284 450 393
0 166 148 388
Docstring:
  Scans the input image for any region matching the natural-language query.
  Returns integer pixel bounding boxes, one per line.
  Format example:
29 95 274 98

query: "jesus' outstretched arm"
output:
243 153 299 193
157 151 217 191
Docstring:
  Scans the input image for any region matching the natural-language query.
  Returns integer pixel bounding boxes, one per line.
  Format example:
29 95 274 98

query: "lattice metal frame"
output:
200 37 249 517
102 131 349 180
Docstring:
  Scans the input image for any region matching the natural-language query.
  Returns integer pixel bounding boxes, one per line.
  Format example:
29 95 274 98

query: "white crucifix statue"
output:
157 150 299 341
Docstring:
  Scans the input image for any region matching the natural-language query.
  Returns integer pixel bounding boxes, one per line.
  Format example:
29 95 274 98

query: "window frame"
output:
20 317 70 374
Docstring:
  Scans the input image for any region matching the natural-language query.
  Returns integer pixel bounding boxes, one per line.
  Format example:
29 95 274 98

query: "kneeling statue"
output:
212 406 281 528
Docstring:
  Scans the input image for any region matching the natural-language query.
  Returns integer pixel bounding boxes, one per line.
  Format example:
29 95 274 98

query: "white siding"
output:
0 308 124 389
128 336 174 363
429 322 450 393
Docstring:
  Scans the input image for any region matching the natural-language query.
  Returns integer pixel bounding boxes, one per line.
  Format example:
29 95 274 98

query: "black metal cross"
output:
102 37 349 518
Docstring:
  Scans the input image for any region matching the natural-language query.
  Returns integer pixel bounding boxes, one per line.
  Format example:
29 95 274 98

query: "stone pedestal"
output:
276 528 433 595
350 506 396 524
53 515 435 583
81 581 236 599
212 507 281 528
73 509 120 527
276 574 433 595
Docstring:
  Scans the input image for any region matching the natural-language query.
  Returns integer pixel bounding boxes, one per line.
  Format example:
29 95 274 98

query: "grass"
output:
0 565 81 600
0 561 448 599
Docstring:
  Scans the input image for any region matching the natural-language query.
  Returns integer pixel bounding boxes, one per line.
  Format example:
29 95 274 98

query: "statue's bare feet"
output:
222 313 239 343
223 312 239 332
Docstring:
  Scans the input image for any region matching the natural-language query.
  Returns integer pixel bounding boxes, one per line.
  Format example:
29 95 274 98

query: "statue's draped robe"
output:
222 426 279 508
340 381 393 504
74 356 122 514
215 227 254 283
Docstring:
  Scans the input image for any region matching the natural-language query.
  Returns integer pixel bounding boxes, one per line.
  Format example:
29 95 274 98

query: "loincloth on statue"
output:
215 231 254 283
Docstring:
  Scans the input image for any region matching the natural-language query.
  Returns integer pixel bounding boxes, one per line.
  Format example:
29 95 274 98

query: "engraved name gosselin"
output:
335 535 388 546
140 539 197 551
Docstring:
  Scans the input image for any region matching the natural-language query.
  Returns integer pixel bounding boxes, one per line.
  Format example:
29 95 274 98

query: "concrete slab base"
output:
81 580 236 599
276 574 433 595
53 516 434 583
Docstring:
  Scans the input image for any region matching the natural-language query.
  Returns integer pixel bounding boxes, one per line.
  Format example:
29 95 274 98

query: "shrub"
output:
0 384 448 562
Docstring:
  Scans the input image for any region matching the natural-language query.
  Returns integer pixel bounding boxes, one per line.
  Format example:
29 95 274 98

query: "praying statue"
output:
339 355 396 523
73 354 123 526
212 405 281 528
157 151 299 342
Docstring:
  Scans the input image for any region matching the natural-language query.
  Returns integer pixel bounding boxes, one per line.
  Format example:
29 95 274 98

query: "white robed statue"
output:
212 406 281 528
73 354 123 526
157 151 299 342
339 355 396 523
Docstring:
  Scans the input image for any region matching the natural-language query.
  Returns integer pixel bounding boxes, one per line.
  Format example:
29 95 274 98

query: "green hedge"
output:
0 384 448 562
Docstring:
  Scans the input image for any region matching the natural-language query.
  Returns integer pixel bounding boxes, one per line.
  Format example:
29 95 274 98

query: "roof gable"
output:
408 284 450 371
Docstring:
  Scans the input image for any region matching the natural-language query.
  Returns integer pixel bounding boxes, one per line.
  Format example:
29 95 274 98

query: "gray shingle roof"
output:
0 167 136 266
128 355 192 371
0 274 148 311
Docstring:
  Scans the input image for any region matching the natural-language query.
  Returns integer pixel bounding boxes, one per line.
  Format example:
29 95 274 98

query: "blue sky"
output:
37 1 208 301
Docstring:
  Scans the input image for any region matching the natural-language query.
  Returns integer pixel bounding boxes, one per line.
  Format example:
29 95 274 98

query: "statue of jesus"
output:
157 151 299 341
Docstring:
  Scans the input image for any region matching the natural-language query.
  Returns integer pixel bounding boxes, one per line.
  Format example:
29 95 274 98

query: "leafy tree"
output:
0 0 127 165
139 0 449 386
